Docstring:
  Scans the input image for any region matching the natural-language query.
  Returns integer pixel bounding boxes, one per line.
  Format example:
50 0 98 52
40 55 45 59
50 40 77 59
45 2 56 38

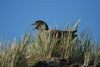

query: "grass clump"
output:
0 19 100 67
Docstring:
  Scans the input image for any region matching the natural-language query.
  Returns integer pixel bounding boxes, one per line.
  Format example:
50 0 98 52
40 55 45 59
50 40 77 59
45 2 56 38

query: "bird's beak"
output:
30 23 36 26
30 22 37 30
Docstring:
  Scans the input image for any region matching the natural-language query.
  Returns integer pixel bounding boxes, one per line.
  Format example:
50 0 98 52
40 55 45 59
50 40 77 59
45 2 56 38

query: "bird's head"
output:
31 20 49 31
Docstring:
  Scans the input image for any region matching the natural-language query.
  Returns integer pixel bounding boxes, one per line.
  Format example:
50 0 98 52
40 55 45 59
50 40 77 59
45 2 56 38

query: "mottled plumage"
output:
31 20 77 57
31 20 77 40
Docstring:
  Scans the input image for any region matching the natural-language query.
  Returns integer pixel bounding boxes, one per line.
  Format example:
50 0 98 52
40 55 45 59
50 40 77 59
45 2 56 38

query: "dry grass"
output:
0 19 100 67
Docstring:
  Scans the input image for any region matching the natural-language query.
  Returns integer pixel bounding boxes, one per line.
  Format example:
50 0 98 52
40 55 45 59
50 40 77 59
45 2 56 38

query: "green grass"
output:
0 20 100 67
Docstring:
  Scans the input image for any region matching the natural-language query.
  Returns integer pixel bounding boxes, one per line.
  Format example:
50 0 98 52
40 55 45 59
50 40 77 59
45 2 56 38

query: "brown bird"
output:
31 20 77 40
31 20 77 57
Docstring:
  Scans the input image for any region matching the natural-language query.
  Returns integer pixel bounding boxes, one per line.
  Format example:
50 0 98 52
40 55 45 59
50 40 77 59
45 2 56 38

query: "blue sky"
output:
0 0 100 42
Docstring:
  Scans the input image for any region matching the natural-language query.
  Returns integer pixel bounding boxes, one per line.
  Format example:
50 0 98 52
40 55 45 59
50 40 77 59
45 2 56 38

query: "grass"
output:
0 19 100 67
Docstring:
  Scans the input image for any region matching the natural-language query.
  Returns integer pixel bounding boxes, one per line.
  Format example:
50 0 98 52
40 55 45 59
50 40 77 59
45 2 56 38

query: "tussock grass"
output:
0 19 100 67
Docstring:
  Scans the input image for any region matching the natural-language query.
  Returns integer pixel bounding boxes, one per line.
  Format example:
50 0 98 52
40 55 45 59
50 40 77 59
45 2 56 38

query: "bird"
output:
31 20 77 57
31 20 77 40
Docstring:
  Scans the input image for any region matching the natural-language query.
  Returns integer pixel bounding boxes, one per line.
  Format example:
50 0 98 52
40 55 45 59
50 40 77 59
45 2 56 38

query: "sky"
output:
0 0 100 42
